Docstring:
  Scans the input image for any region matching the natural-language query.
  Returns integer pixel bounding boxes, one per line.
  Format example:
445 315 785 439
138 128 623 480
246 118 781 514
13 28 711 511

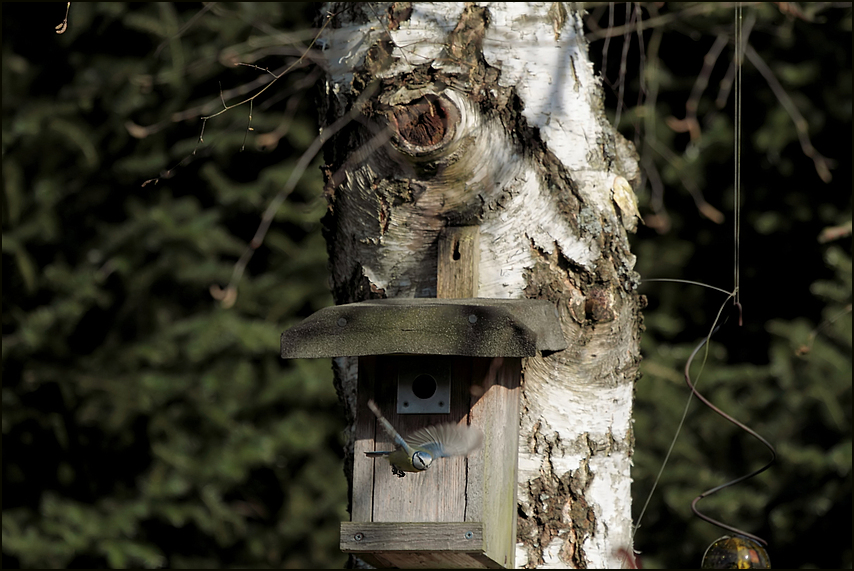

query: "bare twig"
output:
716 10 757 107
125 61 311 139
796 303 853 356
235 62 279 78
818 220 853 244
613 3 635 130
744 43 835 182
211 82 381 308
200 13 333 122
136 67 321 188
584 2 757 42
153 2 216 59
666 35 729 141
647 138 725 223
640 155 671 234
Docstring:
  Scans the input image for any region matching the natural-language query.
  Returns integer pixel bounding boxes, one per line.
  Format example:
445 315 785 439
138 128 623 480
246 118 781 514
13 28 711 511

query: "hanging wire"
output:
685 4 776 552
733 2 743 311
625 5 777 566
684 319 777 547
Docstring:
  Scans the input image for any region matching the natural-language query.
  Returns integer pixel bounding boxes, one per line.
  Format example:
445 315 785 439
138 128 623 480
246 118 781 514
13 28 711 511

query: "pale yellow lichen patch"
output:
611 175 642 233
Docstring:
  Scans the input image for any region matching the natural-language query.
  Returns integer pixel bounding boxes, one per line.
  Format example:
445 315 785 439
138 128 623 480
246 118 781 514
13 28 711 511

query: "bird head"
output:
411 450 433 471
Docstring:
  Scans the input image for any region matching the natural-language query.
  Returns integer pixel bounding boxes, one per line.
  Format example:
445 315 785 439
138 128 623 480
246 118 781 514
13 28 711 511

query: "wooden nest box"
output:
280 227 566 568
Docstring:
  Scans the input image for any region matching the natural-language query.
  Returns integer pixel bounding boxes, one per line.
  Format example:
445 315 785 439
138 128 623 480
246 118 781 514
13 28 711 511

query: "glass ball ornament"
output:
701 534 770 569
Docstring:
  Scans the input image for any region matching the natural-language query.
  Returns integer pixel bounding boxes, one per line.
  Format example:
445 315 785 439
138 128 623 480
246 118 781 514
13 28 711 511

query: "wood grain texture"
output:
341 522 503 569
341 521 483 551
467 357 521 569
437 226 480 298
348 219 515 566
353 356 378 523
366 356 473 523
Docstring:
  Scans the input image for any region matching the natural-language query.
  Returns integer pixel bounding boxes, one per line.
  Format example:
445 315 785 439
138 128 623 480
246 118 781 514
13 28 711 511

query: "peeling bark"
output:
317 3 642 568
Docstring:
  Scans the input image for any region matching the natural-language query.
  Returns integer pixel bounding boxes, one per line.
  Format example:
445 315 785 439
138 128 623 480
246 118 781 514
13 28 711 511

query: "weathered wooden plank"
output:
341 521 484 551
437 226 480 298
281 298 566 358
345 225 517 568
368 356 473 523
341 522 503 569
353 356 378 523
467 357 521 569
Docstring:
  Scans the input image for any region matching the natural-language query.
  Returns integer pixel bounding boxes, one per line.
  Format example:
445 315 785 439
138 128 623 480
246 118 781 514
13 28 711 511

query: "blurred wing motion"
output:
405 422 483 458
365 398 483 459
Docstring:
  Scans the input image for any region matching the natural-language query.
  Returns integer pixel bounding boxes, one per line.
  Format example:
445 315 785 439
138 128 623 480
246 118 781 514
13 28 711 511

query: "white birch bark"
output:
317 3 642 568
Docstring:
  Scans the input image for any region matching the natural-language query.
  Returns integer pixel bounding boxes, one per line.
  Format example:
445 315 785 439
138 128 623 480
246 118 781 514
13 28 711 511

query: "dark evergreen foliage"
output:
585 3 851 567
4 3 344 568
2 2 850 568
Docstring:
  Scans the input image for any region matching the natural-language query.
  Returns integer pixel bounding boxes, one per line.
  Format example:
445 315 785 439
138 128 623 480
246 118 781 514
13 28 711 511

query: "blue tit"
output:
365 399 483 478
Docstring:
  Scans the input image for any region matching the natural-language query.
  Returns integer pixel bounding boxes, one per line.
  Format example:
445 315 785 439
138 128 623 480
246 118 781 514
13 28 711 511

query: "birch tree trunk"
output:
317 3 643 568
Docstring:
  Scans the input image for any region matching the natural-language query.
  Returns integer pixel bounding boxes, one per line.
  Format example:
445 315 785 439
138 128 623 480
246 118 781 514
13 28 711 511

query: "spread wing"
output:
405 422 483 458
367 399 413 454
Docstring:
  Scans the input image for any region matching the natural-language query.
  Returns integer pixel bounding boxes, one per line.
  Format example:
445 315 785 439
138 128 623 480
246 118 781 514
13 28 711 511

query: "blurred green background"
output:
2 2 850 568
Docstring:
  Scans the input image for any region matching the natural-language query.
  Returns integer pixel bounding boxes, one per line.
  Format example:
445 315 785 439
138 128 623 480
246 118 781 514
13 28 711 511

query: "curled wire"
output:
684 304 777 546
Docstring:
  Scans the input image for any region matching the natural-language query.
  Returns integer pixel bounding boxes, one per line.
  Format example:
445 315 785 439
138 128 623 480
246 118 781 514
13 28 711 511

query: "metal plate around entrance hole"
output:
397 356 451 414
